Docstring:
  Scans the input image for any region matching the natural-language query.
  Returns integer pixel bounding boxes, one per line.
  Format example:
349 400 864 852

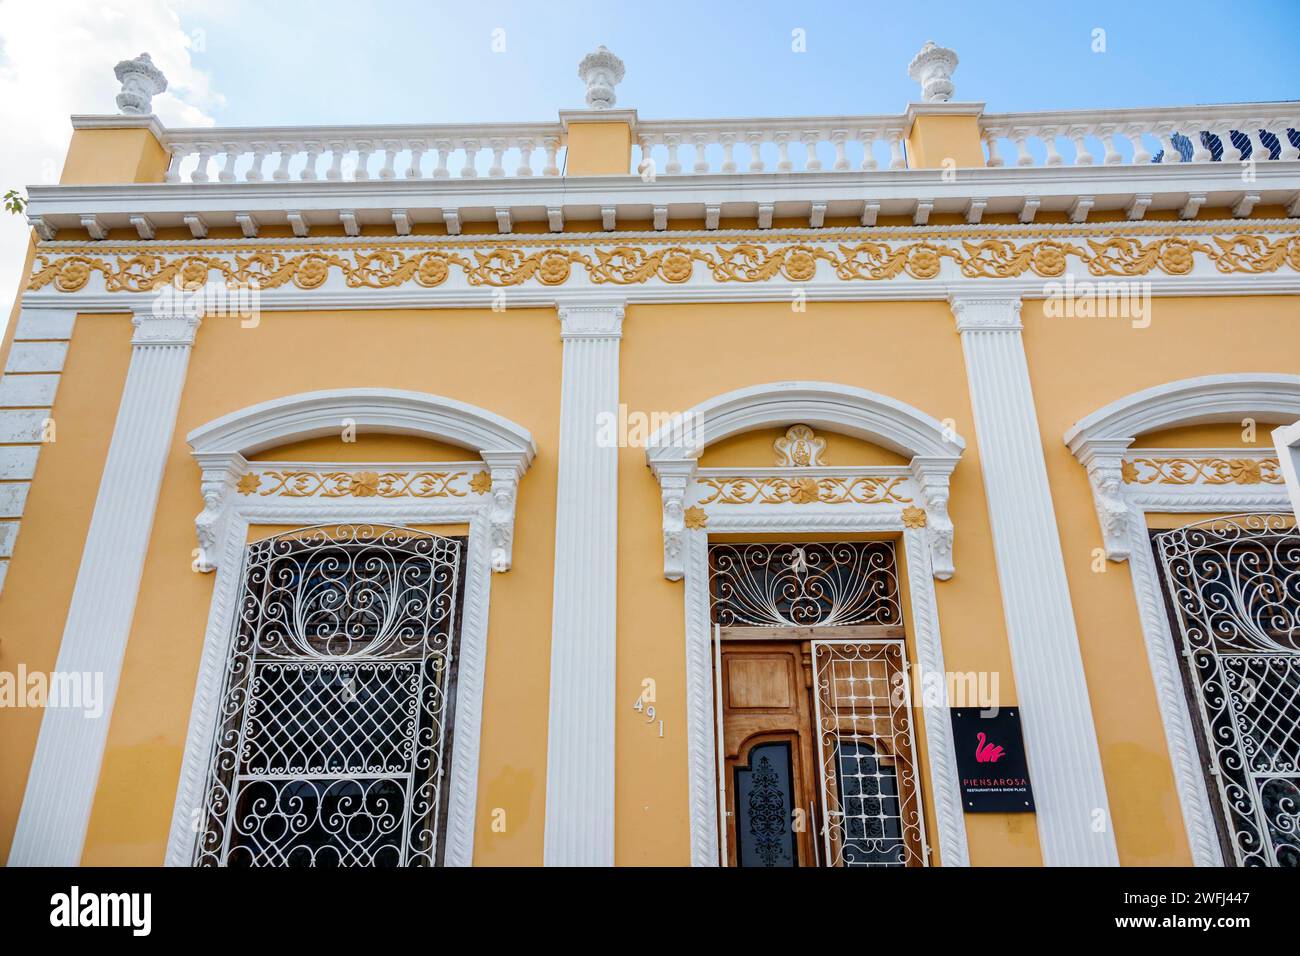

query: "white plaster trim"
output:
677 508 969 868
187 388 536 573
164 486 500 868
1066 376 1300 867
1274 421 1300 519
646 381 963 580
952 293 1118 867
544 301 623 866
8 309 198 866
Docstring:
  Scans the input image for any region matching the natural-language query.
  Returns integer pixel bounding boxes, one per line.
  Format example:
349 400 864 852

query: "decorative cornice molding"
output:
647 382 964 580
187 389 536 572
1065 373 1300 561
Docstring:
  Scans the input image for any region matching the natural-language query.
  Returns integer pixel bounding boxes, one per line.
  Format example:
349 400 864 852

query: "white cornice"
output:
25 160 1300 237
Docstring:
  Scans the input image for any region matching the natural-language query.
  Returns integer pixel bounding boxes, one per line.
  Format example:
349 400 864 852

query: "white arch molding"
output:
166 388 537 867
1065 372 1300 867
646 381 971 867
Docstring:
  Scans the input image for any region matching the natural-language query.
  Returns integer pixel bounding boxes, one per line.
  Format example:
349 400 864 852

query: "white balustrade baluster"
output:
664 135 681 174
432 139 452 179
1214 125 1244 163
746 131 764 172
379 140 400 179
300 141 321 180
353 140 374 180
775 132 793 172
219 142 241 182
802 130 822 171
1095 125 1122 165
884 128 906 169
273 142 295 181
692 133 710 173
1012 129 1033 167
859 129 880 170
1277 121 1300 160
460 139 480 178
245 142 269 182
405 140 427 178
1126 125 1152 164
1189 122 1213 162
543 136 561 176
831 130 849 171
982 129 1003 167
1039 127 1063 166
163 148 185 183
1067 126 1095 165
719 132 737 174
489 138 507 177
191 143 213 183
516 137 535 176
326 141 347 180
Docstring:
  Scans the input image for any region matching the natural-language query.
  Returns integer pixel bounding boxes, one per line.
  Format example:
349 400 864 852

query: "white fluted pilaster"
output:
543 301 623 866
8 310 200 866
950 295 1118 866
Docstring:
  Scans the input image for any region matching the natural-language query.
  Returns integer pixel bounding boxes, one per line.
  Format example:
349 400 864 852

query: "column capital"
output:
557 301 625 340
949 295 1023 333
132 309 201 347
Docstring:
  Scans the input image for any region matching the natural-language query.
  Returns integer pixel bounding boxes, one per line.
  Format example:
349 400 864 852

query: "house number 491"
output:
633 677 664 737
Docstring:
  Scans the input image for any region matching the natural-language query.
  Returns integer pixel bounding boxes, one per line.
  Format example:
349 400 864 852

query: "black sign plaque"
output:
949 707 1036 813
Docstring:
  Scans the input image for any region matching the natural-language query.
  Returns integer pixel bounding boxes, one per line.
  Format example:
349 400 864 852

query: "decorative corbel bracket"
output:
481 450 528 572
1075 439 1136 561
909 456 960 580
192 452 246 572
649 459 697 581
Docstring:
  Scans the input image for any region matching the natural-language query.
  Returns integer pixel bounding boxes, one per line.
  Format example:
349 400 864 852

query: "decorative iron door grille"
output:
811 639 928 867
709 542 902 627
194 525 463 867
1153 513 1300 868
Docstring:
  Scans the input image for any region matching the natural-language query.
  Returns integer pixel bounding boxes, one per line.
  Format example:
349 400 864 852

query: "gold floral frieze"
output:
237 469 490 498
26 232 1300 293
1121 457 1283 486
697 475 912 506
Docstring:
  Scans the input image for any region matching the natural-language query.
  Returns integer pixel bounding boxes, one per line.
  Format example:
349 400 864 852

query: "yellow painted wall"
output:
615 300 1040 866
79 307 562 865
905 113 986 169
1022 294 1300 865
0 313 134 861
564 121 632 176
59 127 169 185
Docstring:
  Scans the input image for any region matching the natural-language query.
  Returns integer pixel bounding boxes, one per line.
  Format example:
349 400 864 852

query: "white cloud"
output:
0 0 222 332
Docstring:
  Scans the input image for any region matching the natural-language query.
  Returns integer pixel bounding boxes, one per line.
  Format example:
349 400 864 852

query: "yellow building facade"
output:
2 44 1299 868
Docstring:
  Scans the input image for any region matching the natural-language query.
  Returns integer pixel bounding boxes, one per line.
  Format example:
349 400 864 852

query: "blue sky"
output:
183 0 1300 125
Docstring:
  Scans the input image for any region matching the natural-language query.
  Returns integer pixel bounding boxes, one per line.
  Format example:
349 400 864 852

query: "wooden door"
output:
720 639 820 866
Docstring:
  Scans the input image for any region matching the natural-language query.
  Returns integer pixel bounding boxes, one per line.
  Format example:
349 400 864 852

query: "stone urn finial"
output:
577 45 625 110
907 40 958 103
114 52 167 115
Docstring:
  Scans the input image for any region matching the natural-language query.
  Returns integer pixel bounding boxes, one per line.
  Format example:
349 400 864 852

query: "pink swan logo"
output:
975 732 1005 764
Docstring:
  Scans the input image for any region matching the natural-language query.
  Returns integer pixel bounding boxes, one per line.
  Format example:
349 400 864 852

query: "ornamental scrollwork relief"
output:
697 474 911 506
1122 456 1283 486
238 469 489 499
28 229 1300 293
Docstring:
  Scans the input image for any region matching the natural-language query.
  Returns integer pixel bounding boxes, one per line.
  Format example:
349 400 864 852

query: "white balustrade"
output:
635 117 909 175
162 123 567 183
980 106 1298 168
